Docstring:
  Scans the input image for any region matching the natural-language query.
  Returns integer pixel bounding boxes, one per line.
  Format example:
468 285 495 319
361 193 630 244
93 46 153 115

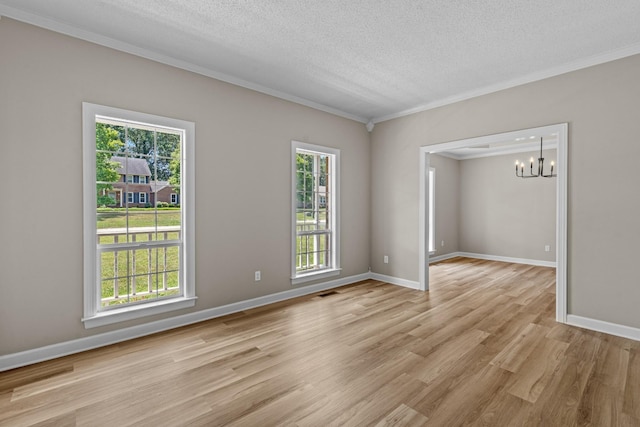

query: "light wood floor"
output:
2 257 639 426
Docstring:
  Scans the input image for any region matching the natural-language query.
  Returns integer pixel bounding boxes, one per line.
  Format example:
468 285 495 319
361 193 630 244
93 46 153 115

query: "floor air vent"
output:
317 291 338 297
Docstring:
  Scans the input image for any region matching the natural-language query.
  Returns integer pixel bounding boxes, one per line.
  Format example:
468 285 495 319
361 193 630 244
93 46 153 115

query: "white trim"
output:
419 123 568 323
428 251 556 267
291 141 341 283
428 167 435 254
82 104 98 318
428 252 460 263
0 5 367 124
437 141 559 161
373 44 640 124
4 5 639 126
4 5 640 125
127 191 134 203
567 315 640 342
291 268 341 285
418 152 429 291
555 125 568 322
370 273 420 290
0 272 370 372
456 252 556 268
138 192 147 204
83 297 197 329
82 102 196 327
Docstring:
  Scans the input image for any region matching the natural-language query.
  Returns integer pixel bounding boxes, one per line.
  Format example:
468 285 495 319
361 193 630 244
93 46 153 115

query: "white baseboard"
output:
370 273 420 290
0 272 371 372
5 271 639 372
428 252 460 263
567 314 640 342
430 251 556 268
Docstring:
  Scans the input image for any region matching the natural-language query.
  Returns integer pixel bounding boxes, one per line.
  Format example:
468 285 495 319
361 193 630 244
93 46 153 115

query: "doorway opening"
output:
418 123 568 323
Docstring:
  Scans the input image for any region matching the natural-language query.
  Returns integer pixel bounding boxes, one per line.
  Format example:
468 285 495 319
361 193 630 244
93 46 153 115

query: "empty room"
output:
1 1 640 425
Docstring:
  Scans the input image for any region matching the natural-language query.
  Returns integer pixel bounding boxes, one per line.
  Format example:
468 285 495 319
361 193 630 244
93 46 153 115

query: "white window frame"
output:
139 192 147 204
170 193 177 204
428 167 435 254
291 141 340 285
126 174 134 183
82 102 196 328
127 192 134 204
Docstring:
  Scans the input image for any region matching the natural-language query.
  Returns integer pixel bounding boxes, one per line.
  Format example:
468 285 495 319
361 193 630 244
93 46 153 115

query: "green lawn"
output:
295 208 330 271
296 209 327 222
100 246 180 306
97 207 181 229
97 208 181 307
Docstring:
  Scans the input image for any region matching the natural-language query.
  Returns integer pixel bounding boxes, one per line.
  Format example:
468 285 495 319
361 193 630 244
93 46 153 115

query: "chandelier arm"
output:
530 163 539 177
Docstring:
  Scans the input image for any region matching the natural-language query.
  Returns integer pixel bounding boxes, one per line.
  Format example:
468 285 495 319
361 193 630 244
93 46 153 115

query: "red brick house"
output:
102 157 179 207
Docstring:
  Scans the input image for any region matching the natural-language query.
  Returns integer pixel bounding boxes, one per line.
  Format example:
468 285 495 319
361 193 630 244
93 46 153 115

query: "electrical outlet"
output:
254 271 261 281
383 255 389 264
441 240 445 247
544 245 550 252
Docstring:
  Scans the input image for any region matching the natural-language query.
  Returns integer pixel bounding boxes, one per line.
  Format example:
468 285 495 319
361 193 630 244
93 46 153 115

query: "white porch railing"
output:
97 226 181 306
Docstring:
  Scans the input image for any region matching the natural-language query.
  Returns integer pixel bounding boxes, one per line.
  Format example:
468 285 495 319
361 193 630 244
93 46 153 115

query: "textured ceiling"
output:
2 0 640 123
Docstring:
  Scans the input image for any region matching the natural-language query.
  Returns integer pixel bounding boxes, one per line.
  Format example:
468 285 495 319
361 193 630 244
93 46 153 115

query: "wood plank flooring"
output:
1 257 639 426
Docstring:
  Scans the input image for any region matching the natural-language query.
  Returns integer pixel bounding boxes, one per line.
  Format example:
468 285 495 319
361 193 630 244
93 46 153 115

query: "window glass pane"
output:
93 117 184 310
99 245 181 309
294 147 336 276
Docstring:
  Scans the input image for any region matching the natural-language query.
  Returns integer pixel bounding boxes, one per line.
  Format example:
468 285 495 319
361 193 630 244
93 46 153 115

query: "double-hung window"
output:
291 141 340 284
82 103 195 328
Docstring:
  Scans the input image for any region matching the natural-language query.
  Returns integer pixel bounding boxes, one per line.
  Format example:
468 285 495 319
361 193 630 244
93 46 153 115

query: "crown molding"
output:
372 42 640 124
0 6 368 124
4 4 640 128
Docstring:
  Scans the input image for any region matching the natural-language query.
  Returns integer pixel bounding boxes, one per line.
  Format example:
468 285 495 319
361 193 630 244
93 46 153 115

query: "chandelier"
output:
515 138 556 178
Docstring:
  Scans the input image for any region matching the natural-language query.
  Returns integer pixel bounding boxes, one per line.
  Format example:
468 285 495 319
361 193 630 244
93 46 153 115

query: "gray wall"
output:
459 150 556 261
0 19 371 355
371 53 640 329
429 154 460 257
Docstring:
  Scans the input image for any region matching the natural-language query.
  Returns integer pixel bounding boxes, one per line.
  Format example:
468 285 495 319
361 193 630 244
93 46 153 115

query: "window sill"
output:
291 268 341 285
82 296 197 329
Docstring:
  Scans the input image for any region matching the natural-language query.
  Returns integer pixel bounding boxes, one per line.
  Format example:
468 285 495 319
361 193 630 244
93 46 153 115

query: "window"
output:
428 167 435 253
139 175 147 184
291 141 340 284
83 103 195 328
170 193 177 204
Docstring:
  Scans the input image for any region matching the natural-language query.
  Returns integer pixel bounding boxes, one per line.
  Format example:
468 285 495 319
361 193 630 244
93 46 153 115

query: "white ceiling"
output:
2 1 640 124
